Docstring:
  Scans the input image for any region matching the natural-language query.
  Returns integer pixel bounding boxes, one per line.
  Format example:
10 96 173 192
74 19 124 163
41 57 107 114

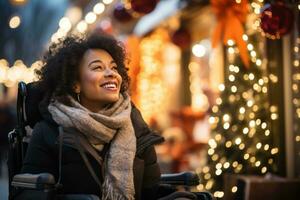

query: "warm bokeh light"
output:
93 3 105 14
9 15 21 29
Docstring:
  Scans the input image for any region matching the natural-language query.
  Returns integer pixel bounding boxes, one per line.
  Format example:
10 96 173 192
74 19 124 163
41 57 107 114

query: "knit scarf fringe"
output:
102 176 134 200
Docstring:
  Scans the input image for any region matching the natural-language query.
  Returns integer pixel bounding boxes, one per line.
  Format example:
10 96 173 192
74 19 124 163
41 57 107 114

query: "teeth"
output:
102 83 117 89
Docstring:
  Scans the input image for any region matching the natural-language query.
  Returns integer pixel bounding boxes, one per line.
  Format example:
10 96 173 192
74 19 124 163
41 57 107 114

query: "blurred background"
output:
1 0 300 199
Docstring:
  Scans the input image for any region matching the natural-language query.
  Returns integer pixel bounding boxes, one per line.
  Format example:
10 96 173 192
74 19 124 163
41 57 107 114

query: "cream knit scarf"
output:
48 92 136 200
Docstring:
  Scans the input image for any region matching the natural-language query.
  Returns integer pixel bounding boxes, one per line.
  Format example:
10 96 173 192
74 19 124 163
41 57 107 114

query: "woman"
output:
21 34 165 200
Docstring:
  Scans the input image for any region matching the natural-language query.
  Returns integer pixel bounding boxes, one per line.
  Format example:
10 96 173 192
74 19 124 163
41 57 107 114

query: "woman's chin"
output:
103 96 120 104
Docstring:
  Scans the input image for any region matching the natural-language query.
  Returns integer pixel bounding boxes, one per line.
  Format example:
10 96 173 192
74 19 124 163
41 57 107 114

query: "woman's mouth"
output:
100 81 118 92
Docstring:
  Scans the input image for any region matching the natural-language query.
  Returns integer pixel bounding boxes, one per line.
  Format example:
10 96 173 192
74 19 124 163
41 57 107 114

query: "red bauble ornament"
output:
171 28 191 49
113 3 133 23
260 2 294 39
130 0 158 14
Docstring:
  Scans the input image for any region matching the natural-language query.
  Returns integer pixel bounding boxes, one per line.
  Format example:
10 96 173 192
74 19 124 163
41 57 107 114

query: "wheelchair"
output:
7 81 213 200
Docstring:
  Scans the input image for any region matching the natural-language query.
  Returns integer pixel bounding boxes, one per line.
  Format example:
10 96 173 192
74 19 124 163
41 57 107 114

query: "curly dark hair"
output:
36 33 130 103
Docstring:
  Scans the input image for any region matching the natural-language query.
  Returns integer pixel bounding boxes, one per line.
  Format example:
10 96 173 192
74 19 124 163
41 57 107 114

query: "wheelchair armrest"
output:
12 173 56 190
160 171 199 186
11 173 100 200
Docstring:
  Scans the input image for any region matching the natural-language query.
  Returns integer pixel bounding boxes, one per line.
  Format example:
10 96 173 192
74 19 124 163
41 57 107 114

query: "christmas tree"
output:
198 0 279 198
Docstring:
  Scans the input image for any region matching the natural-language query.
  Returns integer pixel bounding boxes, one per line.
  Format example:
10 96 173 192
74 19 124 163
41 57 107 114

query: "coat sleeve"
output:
140 145 161 200
21 122 58 179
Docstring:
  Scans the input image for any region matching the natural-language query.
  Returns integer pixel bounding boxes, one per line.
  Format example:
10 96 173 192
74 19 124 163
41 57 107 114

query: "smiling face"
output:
74 49 122 112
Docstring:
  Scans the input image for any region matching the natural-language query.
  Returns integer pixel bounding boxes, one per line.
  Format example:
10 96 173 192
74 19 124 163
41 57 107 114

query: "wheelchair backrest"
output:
7 81 45 198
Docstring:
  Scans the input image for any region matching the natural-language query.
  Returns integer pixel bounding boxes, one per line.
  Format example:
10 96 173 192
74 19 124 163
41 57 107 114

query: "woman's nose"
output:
104 68 116 77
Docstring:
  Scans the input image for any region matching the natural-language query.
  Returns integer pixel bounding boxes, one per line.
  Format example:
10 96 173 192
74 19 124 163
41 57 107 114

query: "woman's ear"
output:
73 83 81 93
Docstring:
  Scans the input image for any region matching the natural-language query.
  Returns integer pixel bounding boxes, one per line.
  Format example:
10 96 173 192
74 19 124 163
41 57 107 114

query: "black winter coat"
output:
21 103 164 200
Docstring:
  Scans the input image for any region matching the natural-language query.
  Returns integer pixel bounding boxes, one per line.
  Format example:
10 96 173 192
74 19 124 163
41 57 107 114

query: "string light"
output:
244 153 250 160
256 142 262 149
212 154 219 161
242 34 248 41
216 163 222 169
223 162 230 169
261 166 267 174
208 149 215 155
239 143 245 150
250 156 256 163
76 20 88 33
268 158 274 164
265 130 270 136
93 3 105 14
228 47 235 54
203 166 210 173
235 137 242 145
192 44 206 57
215 134 222 141
59 17 72 32
197 184 204 191
212 106 219 113
243 127 249 134
256 119 261 125
264 144 270 151
214 191 224 198
247 44 254 51
232 161 238 168
271 148 279 155
0 59 42 86
225 141 232 148
205 180 214 190
232 186 238 193
103 0 114 5
215 169 222 176
216 97 222 105
223 122 230 129
249 73 255 80
85 12 97 24
255 161 261 167
227 39 235 46
218 84 225 91
9 15 21 29
229 74 235 82
209 139 218 149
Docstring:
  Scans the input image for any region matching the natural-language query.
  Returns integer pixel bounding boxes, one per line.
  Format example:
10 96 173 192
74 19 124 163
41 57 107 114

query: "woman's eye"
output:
93 66 103 70
112 66 118 71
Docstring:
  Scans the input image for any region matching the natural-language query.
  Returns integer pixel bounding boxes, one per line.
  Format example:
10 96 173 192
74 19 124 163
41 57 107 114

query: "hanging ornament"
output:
113 3 133 23
130 0 158 14
171 28 191 50
260 2 294 39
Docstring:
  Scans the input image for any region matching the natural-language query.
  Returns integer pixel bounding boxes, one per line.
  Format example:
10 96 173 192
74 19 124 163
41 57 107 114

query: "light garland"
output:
188 61 210 112
137 29 181 123
138 34 164 122
51 0 114 43
0 59 42 87
291 7 300 170
190 39 212 112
